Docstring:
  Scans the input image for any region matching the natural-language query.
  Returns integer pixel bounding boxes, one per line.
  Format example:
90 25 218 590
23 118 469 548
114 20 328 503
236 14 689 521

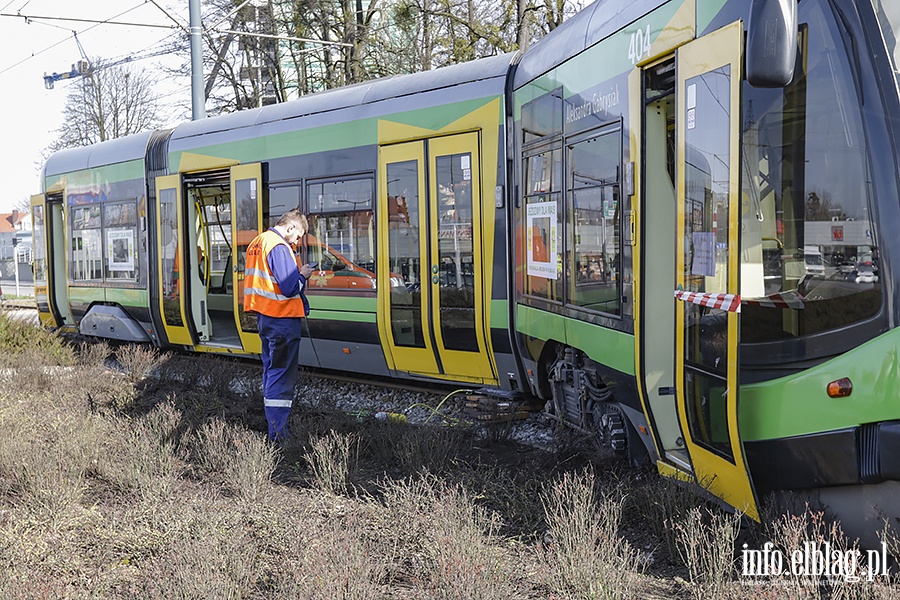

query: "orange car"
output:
299 234 379 291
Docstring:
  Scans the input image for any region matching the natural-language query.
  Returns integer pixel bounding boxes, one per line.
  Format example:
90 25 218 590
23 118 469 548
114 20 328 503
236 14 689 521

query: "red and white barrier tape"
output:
674 290 742 313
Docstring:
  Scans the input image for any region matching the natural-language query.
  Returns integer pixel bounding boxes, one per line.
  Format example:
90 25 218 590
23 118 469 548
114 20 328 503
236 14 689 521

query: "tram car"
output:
32 0 900 544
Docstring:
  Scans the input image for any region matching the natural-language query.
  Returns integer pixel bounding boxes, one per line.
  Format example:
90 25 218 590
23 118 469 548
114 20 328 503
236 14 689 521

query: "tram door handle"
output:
431 264 439 285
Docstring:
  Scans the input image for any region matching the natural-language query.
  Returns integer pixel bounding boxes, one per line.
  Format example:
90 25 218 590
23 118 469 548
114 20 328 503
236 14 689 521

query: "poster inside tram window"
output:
527 200 558 279
107 229 135 272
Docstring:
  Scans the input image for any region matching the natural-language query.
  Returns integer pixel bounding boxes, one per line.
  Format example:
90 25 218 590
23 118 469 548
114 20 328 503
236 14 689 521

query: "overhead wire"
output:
0 2 176 78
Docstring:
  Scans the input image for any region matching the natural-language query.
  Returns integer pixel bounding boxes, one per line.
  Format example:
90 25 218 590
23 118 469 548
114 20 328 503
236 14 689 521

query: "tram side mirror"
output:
746 0 798 87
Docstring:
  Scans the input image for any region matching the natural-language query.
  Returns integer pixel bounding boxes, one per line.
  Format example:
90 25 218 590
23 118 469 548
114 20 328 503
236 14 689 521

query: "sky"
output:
0 0 192 213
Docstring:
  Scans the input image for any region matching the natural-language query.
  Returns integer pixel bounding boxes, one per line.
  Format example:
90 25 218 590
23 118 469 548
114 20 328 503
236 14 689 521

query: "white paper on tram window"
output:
107 229 135 272
691 232 716 278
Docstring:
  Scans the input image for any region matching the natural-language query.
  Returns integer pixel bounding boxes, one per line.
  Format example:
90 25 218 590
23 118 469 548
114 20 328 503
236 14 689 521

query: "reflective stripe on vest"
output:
243 230 307 318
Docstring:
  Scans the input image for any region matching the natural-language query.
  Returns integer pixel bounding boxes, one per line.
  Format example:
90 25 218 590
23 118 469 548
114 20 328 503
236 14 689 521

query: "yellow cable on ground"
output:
410 388 472 425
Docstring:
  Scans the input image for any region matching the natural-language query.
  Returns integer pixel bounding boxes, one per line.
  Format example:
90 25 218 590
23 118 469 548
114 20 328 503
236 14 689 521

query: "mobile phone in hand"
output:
307 262 318 270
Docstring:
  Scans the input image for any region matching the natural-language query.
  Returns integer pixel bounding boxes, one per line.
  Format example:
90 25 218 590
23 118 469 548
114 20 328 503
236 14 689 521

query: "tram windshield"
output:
740 0 882 345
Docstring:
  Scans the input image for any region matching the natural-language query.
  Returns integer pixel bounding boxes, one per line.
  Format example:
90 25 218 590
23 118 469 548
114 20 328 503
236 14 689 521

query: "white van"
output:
803 246 826 276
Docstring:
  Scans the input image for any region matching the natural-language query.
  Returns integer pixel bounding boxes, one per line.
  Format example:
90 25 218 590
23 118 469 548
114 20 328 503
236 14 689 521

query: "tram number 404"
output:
628 24 653 65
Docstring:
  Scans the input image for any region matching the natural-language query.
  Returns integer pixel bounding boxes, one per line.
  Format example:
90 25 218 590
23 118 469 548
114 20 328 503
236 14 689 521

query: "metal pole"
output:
189 0 206 120
14 246 19 297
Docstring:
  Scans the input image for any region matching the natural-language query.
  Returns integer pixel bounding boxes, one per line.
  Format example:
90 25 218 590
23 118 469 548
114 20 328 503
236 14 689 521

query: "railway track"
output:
0 305 555 448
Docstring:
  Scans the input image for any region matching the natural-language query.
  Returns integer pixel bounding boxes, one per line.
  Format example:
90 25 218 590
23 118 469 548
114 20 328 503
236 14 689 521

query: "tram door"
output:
672 22 758 519
155 175 193 345
229 164 263 354
30 194 68 327
377 133 494 382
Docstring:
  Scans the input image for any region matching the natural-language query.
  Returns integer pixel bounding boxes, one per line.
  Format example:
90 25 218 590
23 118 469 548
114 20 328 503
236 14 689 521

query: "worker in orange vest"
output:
244 208 313 441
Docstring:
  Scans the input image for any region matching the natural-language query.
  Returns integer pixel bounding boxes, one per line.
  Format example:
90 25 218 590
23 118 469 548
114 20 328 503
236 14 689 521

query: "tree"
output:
166 0 588 115
46 58 163 153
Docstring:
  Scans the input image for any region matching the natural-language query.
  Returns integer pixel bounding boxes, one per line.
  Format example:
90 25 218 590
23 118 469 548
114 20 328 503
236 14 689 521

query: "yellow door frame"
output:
155 174 193 345
426 132 494 380
377 133 496 383
377 140 440 375
30 194 58 328
230 163 263 354
674 21 758 520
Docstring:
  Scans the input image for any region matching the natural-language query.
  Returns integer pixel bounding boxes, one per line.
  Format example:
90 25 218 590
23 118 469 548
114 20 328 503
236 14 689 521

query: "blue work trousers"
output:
257 314 303 441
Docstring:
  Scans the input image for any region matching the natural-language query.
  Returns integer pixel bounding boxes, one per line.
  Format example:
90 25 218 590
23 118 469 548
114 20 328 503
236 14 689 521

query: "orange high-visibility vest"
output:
243 230 307 318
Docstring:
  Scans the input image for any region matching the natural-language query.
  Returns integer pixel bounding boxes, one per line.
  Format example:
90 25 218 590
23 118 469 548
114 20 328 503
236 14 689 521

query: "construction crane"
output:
43 59 90 89
42 32 91 89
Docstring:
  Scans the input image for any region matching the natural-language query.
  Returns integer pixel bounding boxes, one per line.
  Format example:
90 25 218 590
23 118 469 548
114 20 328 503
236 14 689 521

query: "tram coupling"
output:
462 387 543 424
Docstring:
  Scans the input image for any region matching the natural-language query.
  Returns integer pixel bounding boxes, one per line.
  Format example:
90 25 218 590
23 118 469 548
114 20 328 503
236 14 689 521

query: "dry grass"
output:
305 430 359 495
195 418 279 501
673 506 742 600
538 467 644 599
115 343 163 385
1 318 899 598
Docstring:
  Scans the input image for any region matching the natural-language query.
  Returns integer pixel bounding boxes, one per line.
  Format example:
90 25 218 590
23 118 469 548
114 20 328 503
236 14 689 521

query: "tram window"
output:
70 204 103 281
386 161 425 348
740 1 881 343
435 153 478 352
526 148 562 194
32 205 47 283
306 177 375 289
104 201 138 280
568 131 621 315
269 185 300 228
524 146 563 302
522 89 563 145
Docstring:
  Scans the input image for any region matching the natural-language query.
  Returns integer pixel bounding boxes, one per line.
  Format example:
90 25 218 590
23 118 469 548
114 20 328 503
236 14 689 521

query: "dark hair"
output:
275 208 308 230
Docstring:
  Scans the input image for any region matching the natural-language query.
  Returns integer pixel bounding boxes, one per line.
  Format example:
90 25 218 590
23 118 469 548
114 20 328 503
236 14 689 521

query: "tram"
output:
32 0 900 543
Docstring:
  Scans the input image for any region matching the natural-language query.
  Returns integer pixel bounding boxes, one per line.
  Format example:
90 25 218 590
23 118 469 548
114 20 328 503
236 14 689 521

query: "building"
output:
0 210 33 275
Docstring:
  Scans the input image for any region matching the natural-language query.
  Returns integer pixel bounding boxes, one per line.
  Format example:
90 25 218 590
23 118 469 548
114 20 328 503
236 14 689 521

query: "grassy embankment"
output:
0 310 897 599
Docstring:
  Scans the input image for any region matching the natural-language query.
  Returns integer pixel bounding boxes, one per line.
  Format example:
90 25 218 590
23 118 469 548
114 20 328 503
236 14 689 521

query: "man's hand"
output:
299 263 314 278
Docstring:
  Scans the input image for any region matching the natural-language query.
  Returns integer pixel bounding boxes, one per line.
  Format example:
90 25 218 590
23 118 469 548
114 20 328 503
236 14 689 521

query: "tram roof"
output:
44 53 514 179
170 52 514 144
44 130 155 179
513 0 668 89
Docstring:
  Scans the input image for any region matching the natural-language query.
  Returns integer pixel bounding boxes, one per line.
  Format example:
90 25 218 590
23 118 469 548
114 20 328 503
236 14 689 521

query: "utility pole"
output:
189 0 205 120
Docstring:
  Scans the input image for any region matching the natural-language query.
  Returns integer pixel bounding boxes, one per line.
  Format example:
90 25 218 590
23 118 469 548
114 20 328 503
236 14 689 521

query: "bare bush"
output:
391 426 469 476
116 343 163 385
77 340 112 366
305 431 359 495
376 475 518 599
0 390 106 525
277 514 388 600
97 400 184 500
630 474 700 561
0 348 55 396
673 506 741 600
539 467 643 600
0 311 74 366
140 509 260 599
196 418 279 501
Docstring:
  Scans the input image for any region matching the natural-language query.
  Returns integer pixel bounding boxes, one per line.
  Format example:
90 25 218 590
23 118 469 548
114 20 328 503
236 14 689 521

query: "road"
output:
0 278 34 299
